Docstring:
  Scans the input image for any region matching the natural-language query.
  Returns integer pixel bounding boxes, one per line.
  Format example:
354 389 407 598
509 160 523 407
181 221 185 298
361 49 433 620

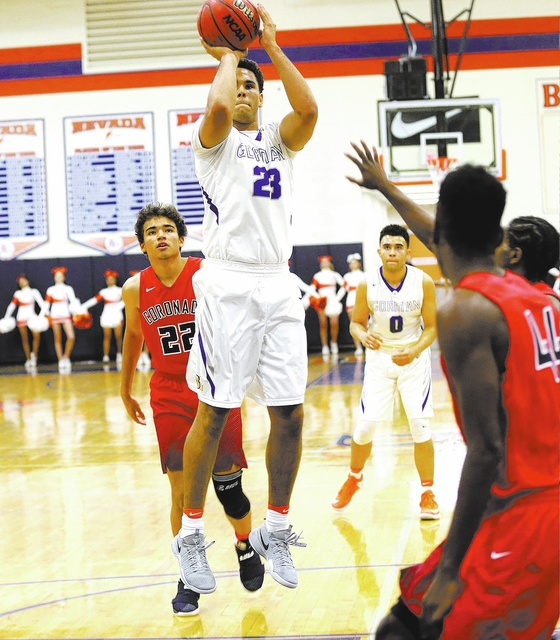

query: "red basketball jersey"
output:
454 270 560 499
139 258 202 376
533 279 560 301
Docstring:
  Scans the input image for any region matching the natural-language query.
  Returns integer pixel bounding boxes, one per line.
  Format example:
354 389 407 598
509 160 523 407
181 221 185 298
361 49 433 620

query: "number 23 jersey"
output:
192 120 297 265
139 258 201 376
366 265 425 350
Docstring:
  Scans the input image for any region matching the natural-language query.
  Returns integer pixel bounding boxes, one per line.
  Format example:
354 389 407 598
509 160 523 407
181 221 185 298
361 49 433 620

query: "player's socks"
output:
172 509 216 594
180 509 204 537
265 505 289 532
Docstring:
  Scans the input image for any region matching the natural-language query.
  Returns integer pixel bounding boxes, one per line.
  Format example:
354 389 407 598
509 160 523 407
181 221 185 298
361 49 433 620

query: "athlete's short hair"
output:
238 58 264 93
434 164 506 258
379 224 410 247
507 216 560 282
135 202 187 244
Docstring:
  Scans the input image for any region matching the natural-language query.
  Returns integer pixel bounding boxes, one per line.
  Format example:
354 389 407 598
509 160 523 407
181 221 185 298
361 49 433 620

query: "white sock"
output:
180 514 204 538
349 470 363 479
265 509 289 532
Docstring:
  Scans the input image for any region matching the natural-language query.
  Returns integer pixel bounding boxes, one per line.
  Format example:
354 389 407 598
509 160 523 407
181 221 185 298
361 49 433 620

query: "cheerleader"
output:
3 274 45 369
310 255 343 357
44 266 79 372
82 270 124 364
337 253 367 355
128 270 151 371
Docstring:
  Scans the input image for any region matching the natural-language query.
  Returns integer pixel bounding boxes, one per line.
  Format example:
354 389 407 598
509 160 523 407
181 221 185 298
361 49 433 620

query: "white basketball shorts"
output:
359 347 433 421
186 259 308 408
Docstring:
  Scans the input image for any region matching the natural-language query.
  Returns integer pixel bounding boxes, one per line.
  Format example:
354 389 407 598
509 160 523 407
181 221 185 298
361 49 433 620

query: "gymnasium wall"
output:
0 0 558 361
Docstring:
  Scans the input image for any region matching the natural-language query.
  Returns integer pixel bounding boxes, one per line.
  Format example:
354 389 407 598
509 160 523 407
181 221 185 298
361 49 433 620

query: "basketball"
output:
197 0 260 51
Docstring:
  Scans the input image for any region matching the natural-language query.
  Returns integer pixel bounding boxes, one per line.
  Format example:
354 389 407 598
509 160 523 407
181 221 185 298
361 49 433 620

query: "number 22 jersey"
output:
139 257 201 376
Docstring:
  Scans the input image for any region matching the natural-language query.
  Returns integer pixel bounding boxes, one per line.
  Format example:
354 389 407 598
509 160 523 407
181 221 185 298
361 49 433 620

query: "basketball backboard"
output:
378 98 504 186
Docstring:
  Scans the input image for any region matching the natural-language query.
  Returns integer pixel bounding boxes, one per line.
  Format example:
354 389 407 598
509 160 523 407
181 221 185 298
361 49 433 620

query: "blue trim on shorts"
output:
422 375 432 411
198 332 216 398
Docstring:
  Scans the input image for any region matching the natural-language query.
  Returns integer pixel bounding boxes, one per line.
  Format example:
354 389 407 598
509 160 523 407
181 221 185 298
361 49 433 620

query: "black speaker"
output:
384 57 428 101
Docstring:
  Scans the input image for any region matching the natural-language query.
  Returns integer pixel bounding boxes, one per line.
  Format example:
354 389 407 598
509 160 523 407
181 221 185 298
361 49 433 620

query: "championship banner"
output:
168 109 205 242
64 112 156 255
0 119 48 261
537 79 560 216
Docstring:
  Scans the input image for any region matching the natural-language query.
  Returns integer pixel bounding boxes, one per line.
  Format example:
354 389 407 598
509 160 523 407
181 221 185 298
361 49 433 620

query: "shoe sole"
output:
331 481 362 511
268 561 297 589
173 606 200 617
171 537 217 595
239 574 265 592
238 560 265 592
331 503 348 511
420 512 441 521
249 529 298 589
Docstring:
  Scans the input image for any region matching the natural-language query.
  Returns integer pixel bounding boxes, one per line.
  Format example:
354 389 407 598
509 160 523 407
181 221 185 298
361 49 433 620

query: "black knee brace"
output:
212 469 250 520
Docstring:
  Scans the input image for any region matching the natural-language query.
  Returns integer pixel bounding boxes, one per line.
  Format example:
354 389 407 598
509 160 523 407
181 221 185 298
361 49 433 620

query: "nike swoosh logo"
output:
390 108 463 139
145 287 156 292
490 551 511 560
259 531 269 551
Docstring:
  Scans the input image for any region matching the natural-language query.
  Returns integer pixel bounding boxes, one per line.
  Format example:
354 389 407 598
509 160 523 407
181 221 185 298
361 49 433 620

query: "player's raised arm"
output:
346 142 436 251
257 5 317 150
198 44 247 149
120 275 146 425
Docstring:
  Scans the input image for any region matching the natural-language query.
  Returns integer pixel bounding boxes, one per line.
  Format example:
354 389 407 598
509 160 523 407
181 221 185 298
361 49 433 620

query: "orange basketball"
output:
197 0 260 51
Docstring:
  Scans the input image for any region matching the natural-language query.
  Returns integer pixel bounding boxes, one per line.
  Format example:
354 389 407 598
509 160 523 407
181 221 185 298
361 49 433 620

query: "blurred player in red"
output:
345 142 560 639
495 215 560 313
120 203 263 617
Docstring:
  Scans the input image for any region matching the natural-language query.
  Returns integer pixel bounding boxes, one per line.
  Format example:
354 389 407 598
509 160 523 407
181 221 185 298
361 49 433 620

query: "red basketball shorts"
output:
399 490 559 639
149 370 247 474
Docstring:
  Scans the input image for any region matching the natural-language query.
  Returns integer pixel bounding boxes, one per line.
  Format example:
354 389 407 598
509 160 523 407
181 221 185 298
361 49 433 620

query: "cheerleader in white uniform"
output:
44 266 78 372
128 270 151 371
3 274 46 369
311 255 343 356
337 253 367 355
82 269 124 364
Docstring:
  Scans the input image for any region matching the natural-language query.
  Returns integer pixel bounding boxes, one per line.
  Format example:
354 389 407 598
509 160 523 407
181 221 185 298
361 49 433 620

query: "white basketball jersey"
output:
192 119 297 265
366 265 425 349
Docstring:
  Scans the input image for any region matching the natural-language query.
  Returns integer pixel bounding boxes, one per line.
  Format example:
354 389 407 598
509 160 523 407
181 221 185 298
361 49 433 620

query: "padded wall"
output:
0 243 362 364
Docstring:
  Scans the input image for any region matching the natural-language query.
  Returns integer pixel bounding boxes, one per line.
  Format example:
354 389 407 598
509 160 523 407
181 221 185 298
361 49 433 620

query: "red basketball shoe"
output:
331 473 363 511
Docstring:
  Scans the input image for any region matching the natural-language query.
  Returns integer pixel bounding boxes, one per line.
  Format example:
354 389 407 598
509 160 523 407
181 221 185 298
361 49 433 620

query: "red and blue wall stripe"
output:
0 17 558 96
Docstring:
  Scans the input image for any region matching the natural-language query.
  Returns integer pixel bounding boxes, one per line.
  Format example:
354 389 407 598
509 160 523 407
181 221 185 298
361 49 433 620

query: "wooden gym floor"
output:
0 351 555 639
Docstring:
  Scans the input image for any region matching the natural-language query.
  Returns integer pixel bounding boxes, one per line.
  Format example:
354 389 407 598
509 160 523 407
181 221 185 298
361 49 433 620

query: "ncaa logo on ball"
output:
198 0 260 50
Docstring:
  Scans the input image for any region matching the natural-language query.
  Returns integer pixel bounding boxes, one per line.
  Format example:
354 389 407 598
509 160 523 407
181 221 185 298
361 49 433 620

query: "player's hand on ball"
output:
256 4 277 48
200 38 247 60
